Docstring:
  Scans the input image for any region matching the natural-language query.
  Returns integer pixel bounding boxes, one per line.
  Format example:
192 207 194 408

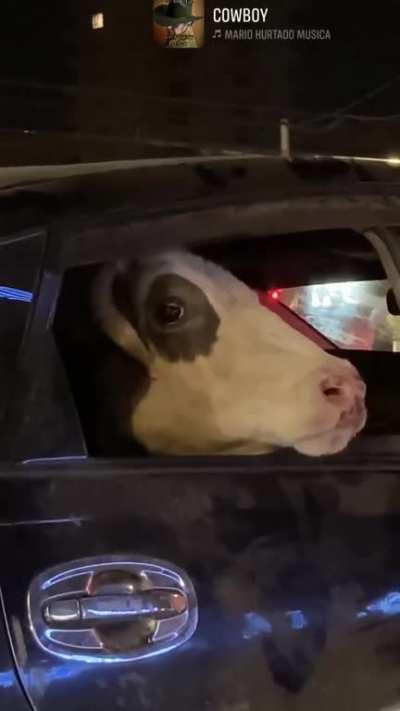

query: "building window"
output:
92 13 104 30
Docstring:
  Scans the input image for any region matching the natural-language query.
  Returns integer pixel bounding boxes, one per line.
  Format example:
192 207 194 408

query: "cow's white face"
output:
92 250 367 456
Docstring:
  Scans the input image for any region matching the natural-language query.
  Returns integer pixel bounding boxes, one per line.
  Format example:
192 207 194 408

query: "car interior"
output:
52 227 400 458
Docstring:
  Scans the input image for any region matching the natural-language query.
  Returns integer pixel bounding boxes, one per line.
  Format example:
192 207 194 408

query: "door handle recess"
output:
27 555 198 663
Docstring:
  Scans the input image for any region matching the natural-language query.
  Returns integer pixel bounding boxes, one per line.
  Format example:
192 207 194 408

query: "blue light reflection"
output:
0 286 32 302
287 609 308 630
365 590 400 616
243 612 273 639
243 609 309 640
0 670 14 689
46 665 85 682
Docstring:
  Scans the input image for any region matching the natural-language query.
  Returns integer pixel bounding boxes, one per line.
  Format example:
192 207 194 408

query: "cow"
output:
91 249 367 456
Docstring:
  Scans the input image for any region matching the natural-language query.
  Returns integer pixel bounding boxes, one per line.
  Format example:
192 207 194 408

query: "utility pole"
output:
280 118 291 161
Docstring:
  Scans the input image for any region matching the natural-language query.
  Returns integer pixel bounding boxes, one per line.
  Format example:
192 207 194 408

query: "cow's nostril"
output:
320 371 366 410
320 377 346 401
323 386 342 398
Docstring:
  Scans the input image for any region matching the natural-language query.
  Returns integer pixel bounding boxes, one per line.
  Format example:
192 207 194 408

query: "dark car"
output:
2 154 400 711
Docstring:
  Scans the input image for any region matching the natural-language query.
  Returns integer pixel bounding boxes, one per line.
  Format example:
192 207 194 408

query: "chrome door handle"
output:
44 589 187 624
27 555 198 663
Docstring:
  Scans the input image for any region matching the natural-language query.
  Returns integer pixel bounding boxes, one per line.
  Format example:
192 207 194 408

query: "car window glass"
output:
0 236 43 363
0 234 44 434
275 279 397 352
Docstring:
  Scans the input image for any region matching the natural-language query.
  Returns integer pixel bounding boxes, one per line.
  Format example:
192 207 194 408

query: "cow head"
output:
92 249 367 456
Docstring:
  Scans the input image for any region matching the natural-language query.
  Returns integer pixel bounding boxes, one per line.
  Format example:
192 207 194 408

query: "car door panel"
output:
0 597 30 710
1 196 400 710
1 465 400 711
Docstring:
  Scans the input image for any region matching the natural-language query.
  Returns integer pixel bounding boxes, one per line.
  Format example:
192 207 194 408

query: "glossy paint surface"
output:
1 168 400 710
0 594 30 710
1 462 400 710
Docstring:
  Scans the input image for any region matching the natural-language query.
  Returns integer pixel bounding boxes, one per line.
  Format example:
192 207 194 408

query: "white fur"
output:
92 249 367 456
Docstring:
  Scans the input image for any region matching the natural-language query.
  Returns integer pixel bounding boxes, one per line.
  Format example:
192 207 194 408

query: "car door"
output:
0 607 29 711
4 448 400 711
0 230 51 710
2 220 400 711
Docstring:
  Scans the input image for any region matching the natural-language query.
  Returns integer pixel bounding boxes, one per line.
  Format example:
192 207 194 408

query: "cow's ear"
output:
91 261 151 366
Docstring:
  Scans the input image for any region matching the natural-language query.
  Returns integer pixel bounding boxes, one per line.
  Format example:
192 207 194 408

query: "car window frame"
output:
0 229 87 462
44 219 400 465
3 190 400 464
258 293 336 350
44 188 400 272
0 229 46 445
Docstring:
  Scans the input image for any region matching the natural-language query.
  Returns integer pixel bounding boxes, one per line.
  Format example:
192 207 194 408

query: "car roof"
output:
1 152 400 190
1 154 400 269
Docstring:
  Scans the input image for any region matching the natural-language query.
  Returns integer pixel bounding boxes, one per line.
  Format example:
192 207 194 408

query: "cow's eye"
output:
155 298 185 326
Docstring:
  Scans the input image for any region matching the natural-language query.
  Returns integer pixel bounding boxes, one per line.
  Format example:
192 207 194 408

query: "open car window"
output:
51 227 400 459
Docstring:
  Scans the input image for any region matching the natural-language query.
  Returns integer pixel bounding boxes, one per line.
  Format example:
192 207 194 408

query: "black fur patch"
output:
142 273 220 362
113 266 221 363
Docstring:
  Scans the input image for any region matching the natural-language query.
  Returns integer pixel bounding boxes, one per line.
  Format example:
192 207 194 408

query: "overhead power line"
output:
293 70 400 132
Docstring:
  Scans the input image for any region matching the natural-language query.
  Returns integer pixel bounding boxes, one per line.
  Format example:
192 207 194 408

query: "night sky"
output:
289 2 400 114
0 1 399 161
2 2 398 110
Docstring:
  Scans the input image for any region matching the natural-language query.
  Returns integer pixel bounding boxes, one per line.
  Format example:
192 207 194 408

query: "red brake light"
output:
257 288 283 307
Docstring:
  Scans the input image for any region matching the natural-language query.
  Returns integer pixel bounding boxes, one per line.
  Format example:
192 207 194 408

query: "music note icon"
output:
212 29 222 39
